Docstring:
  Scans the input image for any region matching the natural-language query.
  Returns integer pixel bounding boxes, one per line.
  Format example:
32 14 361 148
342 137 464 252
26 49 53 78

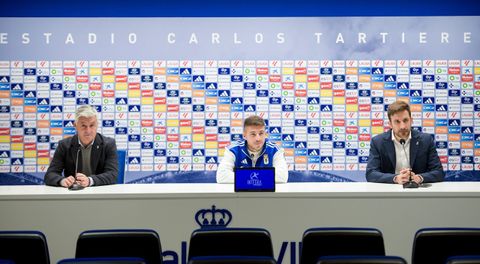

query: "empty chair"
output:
0 230 50 264
316 255 406 264
188 228 274 261
188 256 277 264
76 229 162 264
58 257 146 264
300 228 385 264
412 228 480 264
446 256 480 264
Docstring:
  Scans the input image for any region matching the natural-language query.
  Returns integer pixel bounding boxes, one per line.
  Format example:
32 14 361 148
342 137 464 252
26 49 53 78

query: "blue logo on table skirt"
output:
195 205 232 228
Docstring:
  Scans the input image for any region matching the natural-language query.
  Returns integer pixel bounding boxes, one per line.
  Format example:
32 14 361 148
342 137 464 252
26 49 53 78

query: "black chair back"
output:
188 228 274 260
316 255 406 264
412 228 480 264
76 229 162 264
446 255 480 264
0 230 50 264
300 228 385 264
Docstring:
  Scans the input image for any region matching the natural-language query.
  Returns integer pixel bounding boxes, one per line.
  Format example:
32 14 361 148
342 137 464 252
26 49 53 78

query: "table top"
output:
1 182 479 200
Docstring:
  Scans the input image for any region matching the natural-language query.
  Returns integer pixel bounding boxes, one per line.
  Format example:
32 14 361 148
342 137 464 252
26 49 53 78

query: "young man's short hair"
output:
243 115 265 128
387 100 411 121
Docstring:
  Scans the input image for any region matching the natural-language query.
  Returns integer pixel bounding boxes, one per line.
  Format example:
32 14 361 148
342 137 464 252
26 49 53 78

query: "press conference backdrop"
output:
0 16 479 184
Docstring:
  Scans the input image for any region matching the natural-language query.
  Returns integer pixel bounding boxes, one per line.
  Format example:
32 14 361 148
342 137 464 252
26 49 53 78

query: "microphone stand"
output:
69 148 84 191
400 139 419 189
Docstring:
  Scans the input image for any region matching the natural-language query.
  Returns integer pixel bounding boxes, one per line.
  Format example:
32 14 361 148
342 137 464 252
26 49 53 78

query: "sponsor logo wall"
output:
0 17 479 184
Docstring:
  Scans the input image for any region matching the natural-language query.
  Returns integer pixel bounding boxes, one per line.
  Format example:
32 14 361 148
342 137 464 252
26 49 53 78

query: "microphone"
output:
69 148 84 191
399 139 419 189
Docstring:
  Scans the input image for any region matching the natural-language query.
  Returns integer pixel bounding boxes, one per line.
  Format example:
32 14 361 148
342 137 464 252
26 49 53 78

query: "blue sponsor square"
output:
179 68 192 75
359 156 369 163
257 90 268 97
436 141 448 148
321 134 332 141
37 135 50 143
205 90 217 97
333 75 345 82
37 76 49 83
76 98 88 105
0 83 9 90
435 82 448 89
231 75 243 82
244 82 256 89
397 82 409 89
269 134 281 141
371 75 383 82
205 119 217 126
218 126 230 134
0 151 10 157
128 157 141 164
308 157 320 163
193 105 205 112
461 97 473 104
141 142 153 149
371 67 383 75
320 67 332 74
307 127 319 134
448 149 461 156
193 83 205 89
295 119 307 126
218 98 230 104
448 127 461 134
231 105 243 112
412 126 422 132
231 134 243 141
63 128 76 135
346 149 358 156
334 141 345 148
167 157 179 164
308 149 320 156
63 91 75 97
461 126 473 134
128 135 140 142
474 104 480 111
410 90 422 97
50 106 63 113
205 156 218 164
410 97 423 104
167 90 179 97
24 91 36 98
10 83 23 90
24 68 36 75
166 68 179 75
448 90 460 96
0 106 9 113
192 149 205 156
384 75 396 82
103 120 115 127
192 75 204 82
358 67 370 74
50 121 62 128
180 97 192 104
282 142 295 148
154 149 166 156
206 82 217 89
435 119 448 126
435 104 448 111
461 135 474 141
384 83 396 89
346 82 358 89
24 98 36 105
475 134 480 141
141 75 153 82
282 134 294 141
115 127 128 134
371 97 383 104
180 76 192 82
281 105 294 111
218 90 230 97
396 90 409 97
128 68 140 75
475 142 480 148
423 97 435 104
448 119 460 126
421 105 434 112
37 106 50 112
154 82 166 89
295 149 307 156
422 75 435 82
358 89 370 96
270 97 282 104
24 128 36 135
231 97 243 104
243 105 256 112
461 156 474 163
218 68 230 75
320 156 332 163
410 67 422 74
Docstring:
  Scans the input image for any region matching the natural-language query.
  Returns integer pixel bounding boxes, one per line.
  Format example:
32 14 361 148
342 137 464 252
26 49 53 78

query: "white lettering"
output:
211 33 220 44
44 33 52 44
464 32 471 43
189 33 198 44
314 33 323 43
358 32 366 44
402 32 405 43
441 32 449 43
110 33 115 44
336 33 344 43
277 33 285 44
128 33 137 44
255 33 263 43
88 33 96 44
380 32 388 43
234 33 242 44
419 32 427 43
22 33 30 44
167 33 175 44
0 33 7 44
65 33 75 44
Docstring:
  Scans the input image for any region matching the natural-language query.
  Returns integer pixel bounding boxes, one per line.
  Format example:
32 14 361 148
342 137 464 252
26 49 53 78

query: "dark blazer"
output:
366 129 444 183
44 133 118 186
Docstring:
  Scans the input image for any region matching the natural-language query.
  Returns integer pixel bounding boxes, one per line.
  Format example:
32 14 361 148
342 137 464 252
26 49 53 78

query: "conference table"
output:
1 182 479 263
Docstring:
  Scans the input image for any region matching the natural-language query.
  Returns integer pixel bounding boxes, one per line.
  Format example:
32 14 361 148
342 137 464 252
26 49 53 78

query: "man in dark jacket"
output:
44 105 118 187
366 100 444 184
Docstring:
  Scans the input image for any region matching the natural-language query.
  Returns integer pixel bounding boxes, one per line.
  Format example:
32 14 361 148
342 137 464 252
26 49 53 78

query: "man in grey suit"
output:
44 105 118 188
366 100 445 184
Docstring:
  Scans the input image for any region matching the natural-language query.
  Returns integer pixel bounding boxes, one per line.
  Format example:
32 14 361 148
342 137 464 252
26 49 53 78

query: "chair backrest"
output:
75 229 162 264
316 255 407 264
58 257 147 264
446 255 480 264
117 150 127 184
0 230 50 264
188 256 277 264
300 228 385 264
412 228 480 264
0 260 15 264
188 228 274 260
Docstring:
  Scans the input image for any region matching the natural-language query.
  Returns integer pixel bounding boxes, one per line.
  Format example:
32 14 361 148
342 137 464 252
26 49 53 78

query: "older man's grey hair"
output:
75 105 98 124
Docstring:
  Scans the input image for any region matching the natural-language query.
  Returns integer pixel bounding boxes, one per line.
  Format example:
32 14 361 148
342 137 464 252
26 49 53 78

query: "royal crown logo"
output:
195 205 232 229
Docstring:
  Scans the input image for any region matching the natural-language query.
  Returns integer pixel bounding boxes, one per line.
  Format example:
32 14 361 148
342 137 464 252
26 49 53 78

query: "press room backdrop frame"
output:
0 1 479 185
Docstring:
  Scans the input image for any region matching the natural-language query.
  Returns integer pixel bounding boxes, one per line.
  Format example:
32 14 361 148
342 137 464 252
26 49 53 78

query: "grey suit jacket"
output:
44 133 118 186
366 129 445 183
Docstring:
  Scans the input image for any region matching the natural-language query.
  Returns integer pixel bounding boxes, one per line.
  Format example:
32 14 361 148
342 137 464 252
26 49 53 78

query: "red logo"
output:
154 127 166 134
167 134 179 141
63 68 76 75
180 142 192 149
115 76 127 82
359 134 371 141
206 134 218 141
346 126 358 134
102 68 114 75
